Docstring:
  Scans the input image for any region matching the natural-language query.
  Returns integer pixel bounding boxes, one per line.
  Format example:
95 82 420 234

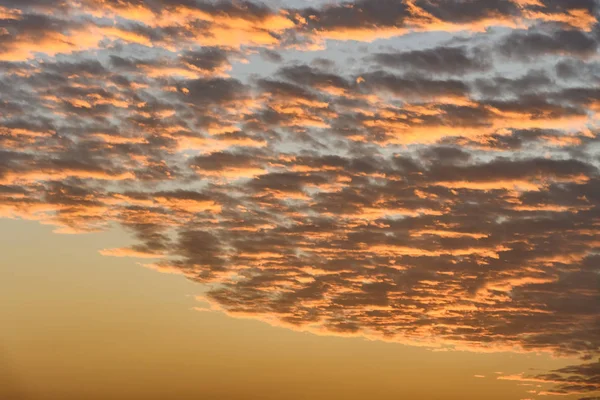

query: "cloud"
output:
0 14 101 61
497 28 598 60
371 46 491 75
499 361 600 399
0 0 599 396
291 0 598 43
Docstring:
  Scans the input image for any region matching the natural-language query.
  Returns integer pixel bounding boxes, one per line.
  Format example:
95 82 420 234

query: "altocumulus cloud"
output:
0 0 599 398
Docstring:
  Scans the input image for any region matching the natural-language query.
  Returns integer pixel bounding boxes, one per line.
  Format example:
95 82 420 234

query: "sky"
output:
0 0 599 399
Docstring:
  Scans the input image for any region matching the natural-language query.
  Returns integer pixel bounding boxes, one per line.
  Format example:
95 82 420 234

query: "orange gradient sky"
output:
0 219 586 400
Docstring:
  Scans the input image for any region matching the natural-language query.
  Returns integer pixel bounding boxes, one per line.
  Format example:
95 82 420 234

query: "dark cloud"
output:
358 71 469 100
474 70 553 97
293 0 530 41
554 59 600 81
414 0 520 24
498 29 598 60
371 46 491 75
180 47 233 73
278 64 351 91
179 77 250 105
531 0 598 16
298 0 411 31
501 360 600 398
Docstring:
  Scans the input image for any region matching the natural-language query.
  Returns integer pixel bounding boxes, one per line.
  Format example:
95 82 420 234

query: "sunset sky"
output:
1 0 599 399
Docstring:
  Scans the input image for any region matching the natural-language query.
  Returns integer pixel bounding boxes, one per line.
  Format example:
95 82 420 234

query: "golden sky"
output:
0 0 599 399
0 219 587 400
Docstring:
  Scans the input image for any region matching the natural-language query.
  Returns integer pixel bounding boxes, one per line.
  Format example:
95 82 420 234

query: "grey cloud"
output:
498 29 598 60
298 0 411 31
180 47 233 72
371 46 491 75
414 0 520 24
358 71 469 100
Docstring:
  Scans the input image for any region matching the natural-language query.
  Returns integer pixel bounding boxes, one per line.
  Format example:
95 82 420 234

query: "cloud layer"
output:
1 0 599 398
